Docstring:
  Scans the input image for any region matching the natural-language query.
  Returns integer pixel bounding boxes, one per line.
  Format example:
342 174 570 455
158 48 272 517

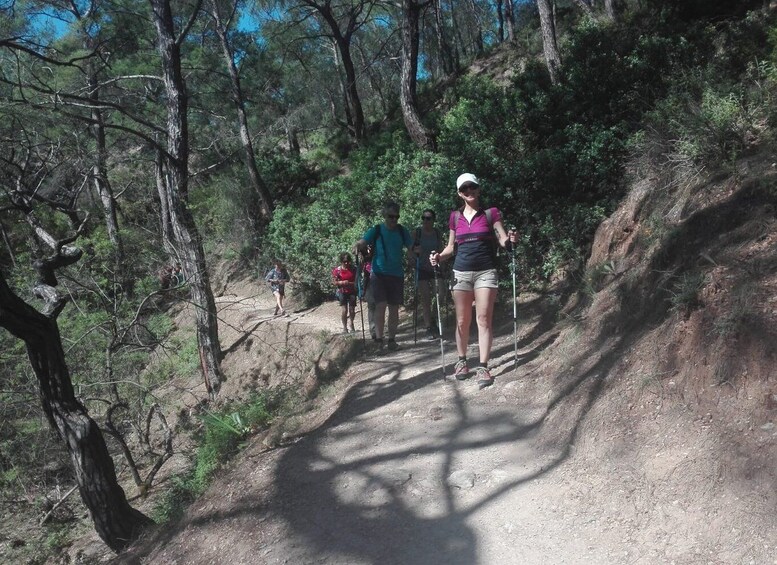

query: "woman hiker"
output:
430 173 518 389
333 252 357 333
264 259 290 316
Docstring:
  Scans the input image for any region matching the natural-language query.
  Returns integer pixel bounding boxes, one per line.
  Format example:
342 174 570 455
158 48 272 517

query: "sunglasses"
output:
422 216 434 221
386 214 399 220
459 184 479 192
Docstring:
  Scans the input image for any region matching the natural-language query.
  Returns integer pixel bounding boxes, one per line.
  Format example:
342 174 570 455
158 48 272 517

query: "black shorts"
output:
337 291 356 306
371 273 404 306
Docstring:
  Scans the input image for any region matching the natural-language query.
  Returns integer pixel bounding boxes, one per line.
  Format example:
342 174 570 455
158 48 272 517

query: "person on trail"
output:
159 265 173 289
355 202 414 351
362 245 377 340
265 260 290 316
333 252 357 333
413 209 445 340
430 173 518 389
171 263 184 286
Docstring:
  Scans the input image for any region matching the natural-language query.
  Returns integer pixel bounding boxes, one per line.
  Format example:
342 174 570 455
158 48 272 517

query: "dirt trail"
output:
115 275 776 565
119 290 641 564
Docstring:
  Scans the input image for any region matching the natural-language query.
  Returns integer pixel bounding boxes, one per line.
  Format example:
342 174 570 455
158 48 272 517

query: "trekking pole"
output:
433 265 445 378
413 254 420 344
356 254 366 345
509 226 518 367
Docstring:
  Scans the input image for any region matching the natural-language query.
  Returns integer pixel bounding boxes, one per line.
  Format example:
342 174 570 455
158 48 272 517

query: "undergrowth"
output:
152 391 283 524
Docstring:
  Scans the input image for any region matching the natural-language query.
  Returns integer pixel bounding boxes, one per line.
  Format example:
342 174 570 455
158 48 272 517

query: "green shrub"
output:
266 141 455 296
153 333 200 385
152 393 274 524
668 271 706 313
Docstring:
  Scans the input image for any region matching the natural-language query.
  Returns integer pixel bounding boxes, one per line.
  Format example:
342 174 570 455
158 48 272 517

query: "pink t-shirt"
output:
449 207 502 271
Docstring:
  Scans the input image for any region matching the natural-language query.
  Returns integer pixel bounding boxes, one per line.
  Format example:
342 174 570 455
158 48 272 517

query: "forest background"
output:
1 0 775 561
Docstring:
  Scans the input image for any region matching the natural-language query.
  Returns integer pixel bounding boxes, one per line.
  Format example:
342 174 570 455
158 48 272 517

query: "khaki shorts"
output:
451 269 498 292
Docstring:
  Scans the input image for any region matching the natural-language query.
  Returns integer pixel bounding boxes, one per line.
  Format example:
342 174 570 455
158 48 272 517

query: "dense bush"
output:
260 4 777 290
266 141 456 297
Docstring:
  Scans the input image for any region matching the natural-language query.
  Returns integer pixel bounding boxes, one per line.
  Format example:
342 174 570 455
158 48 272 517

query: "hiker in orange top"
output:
333 252 357 333
430 173 518 389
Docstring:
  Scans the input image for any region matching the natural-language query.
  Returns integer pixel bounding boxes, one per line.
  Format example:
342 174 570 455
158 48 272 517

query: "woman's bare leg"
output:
473 287 498 364
348 297 356 330
453 290 474 358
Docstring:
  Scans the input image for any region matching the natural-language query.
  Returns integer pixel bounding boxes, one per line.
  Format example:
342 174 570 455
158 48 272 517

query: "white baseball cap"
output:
456 173 480 190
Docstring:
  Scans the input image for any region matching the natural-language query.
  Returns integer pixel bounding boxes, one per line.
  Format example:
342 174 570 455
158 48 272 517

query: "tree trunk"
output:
571 0 594 14
604 0 617 20
209 0 273 225
150 0 224 397
450 0 465 68
285 120 301 156
0 273 153 552
505 0 516 42
356 41 389 116
316 5 367 142
0 219 16 267
536 0 561 84
496 0 504 43
331 40 355 133
400 0 435 151
87 65 129 295
154 146 178 258
467 0 484 55
433 0 456 76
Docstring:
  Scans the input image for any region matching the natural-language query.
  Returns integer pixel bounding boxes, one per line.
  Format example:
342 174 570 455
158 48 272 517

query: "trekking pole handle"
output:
506 226 518 256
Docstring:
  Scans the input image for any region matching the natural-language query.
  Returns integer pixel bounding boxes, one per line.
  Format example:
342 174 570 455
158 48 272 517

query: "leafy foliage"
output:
152 392 275 523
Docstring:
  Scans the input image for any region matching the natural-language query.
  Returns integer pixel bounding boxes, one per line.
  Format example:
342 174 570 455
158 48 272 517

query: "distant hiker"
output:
265 260 290 316
429 173 518 389
414 209 445 340
158 265 173 289
159 263 184 289
333 252 357 333
171 263 184 286
355 202 414 351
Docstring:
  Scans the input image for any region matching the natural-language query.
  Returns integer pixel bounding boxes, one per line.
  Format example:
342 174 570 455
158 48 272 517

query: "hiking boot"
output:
475 366 494 389
454 359 469 381
274 306 279 316
387 338 399 351
425 327 436 341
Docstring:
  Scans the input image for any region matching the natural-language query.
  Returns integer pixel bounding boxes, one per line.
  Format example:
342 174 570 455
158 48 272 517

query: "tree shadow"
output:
248 339 611 563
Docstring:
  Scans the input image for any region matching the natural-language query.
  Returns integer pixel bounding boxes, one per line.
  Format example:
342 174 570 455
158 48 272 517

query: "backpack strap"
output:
374 223 411 263
373 224 386 260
